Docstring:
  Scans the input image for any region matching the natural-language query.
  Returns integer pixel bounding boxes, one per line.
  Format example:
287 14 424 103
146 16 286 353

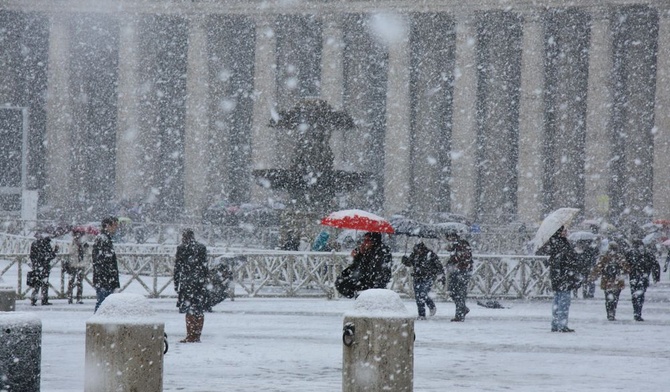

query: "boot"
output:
192 315 204 343
180 314 198 343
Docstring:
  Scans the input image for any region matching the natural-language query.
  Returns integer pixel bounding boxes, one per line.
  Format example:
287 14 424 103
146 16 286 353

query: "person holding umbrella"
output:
402 242 445 320
537 226 581 332
335 232 392 297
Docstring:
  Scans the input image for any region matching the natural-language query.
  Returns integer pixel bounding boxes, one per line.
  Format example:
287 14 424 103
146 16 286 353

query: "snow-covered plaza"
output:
17 281 670 392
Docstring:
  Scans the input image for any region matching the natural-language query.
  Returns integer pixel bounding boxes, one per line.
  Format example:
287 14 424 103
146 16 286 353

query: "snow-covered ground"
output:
11 282 670 392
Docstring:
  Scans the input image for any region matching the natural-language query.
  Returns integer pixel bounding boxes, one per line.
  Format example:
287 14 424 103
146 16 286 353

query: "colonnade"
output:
1 0 669 225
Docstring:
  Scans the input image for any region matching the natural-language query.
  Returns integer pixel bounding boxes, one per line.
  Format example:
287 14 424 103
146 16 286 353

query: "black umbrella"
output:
389 217 439 239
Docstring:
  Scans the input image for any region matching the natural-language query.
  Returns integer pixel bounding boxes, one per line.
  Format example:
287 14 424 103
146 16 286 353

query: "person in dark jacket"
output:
588 242 630 321
92 216 120 313
445 230 473 322
402 242 445 320
625 240 661 321
29 235 59 306
335 232 392 298
572 239 599 299
174 228 209 343
537 226 580 332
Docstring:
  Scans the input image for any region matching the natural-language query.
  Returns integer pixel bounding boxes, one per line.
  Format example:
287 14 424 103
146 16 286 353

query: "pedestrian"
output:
67 229 91 304
335 232 392 298
537 226 580 332
92 216 120 313
402 242 445 320
444 230 473 322
573 239 599 298
625 239 661 321
174 228 210 343
29 234 59 306
588 242 630 321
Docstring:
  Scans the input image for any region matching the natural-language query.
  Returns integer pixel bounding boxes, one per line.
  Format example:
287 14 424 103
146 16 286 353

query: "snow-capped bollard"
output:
85 293 164 392
0 312 41 391
342 289 414 392
0 286 16 311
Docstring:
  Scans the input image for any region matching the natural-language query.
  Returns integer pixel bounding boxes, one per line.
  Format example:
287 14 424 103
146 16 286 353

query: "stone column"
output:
653 9 670 219
517 10 545 223
183 15 210 217
250 15 278 204
321 15 347 170
115 16 143 202
450 13 478 218
383 14 411 216
44 13 72 210
584 11 614 220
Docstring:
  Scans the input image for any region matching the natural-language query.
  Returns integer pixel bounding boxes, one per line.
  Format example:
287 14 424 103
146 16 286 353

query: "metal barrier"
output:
0 251 552 300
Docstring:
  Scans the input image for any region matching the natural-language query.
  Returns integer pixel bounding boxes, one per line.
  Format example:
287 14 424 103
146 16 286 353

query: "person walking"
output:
29 235 59 306
445 230 473 322
67 229 91 304
174 228 210 343
588 242 630 321
537 226 580 332
625 239 661 321
402 242 445 320
92 216 120 313
573 239 599 299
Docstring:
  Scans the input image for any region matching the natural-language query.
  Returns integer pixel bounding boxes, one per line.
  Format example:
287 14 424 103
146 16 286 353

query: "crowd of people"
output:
25 216 664 343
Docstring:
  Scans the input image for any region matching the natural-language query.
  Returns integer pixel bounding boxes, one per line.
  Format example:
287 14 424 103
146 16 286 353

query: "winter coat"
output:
446 239 473 272
30 238 57 279
174 240 210 314
349 242 393 290
589 250 630 291
537 234 581 292
625 246 660 289
92 232 120 291
402 244 444 281
69 241 92 269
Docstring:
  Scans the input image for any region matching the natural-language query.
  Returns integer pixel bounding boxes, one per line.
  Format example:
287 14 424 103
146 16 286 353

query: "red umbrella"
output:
321 209 395 234
653 219 670 226
73 225 100 236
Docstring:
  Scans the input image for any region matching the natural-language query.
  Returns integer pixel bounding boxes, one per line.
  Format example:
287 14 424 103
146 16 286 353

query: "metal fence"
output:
0 250 552 300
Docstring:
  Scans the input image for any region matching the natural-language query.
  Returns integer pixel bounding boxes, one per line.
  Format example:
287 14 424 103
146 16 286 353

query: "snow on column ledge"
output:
88 293 161 325
0 312 40 327
344 289 413 318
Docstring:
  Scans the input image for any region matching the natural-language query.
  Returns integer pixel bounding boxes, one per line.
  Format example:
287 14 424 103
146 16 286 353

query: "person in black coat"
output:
174 228 209 343
625 239 661 321
92 216 120 313
335 232 392 298
29 236 59 306
402 242 445 319
537 226 580 332
445 231 473 322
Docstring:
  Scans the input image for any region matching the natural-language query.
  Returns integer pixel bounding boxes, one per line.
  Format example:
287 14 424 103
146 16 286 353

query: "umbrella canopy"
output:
431 222 470 237
662 239 670 247
320 209 395 234
389 217 438 238
531 208 580 253
568 231 597 242
653 219 670 226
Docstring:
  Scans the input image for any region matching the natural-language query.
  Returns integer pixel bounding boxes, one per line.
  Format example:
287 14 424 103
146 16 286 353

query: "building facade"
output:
1 0 669 226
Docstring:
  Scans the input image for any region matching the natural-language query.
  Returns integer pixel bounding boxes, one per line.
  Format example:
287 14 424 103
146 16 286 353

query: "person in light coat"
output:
588 242 631 321
67 230 91 304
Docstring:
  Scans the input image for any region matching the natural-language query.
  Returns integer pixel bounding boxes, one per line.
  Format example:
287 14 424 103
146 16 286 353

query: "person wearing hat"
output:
402 242 445 320
444 230 473 322
92 216 120 312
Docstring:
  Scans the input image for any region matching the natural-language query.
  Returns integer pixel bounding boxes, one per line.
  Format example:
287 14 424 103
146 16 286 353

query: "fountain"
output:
253 99 370 248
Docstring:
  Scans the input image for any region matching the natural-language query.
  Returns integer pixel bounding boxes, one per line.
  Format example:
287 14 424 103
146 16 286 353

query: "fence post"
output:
85 293 164 392
342 289 414 392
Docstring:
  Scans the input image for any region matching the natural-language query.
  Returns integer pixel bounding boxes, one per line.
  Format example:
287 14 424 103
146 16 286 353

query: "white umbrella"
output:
531 208 580 253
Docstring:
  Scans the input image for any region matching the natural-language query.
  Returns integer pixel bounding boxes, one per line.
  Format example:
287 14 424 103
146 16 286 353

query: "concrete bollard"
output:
0 312 42 391
0 286 16 311
85 293 164 392
342 289 414 392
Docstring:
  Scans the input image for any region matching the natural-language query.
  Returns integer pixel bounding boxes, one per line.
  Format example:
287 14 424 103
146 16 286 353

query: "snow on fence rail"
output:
0 249 552 300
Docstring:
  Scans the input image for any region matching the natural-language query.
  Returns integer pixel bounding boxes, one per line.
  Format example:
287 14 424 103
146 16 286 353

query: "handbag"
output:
27 270 39 288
